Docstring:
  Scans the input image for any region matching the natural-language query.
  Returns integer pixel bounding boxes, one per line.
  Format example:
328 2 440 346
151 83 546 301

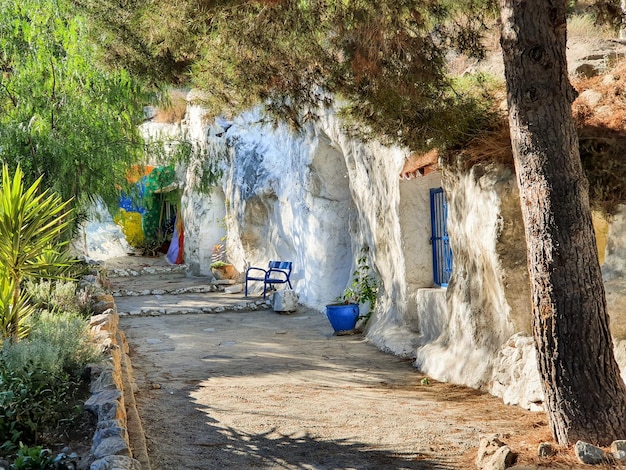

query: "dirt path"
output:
120 308 584 470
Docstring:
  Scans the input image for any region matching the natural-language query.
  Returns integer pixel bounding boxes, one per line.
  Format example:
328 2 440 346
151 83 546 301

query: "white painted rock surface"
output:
271 290 299 312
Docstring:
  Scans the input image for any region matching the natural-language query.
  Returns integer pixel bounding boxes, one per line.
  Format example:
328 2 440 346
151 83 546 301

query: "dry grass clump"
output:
448 59 626 216
153 89 188 123
568 13 615 40
449 117 513 169
573 62 626 129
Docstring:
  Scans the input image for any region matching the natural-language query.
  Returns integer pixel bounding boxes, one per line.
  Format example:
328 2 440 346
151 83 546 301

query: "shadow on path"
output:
137 384 453 470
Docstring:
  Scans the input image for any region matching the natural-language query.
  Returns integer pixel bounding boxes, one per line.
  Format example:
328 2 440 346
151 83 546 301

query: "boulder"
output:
537 441 555 457
90 455 141 470
271 290 299 313
575 440 607 465
224 284 243 294
611 440 626 461
476 435 515 470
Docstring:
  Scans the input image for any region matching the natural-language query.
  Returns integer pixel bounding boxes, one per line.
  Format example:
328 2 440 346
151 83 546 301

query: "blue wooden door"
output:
430 187 453 287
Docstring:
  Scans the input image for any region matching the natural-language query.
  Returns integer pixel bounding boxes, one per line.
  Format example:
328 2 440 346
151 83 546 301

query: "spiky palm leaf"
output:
0 165 73 342
0 270 35 341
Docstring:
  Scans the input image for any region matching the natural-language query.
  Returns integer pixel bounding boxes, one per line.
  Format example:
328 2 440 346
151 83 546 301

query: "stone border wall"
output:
86 298 147 470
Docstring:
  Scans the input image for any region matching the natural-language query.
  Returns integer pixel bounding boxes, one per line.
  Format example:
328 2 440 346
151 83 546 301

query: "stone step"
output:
112 280 243 297
113 284 222 297
107 263 187 278
116 298 270 316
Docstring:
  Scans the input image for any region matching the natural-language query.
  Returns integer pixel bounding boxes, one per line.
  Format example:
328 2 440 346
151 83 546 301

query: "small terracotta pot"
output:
211 264 239 280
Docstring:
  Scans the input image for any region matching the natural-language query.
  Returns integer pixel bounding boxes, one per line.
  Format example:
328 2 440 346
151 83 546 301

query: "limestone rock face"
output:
220 109 359 310
72 199 131 260
165 104 539 402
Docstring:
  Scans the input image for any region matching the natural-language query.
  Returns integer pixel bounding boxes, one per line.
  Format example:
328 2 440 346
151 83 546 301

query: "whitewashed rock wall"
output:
490 334 544 411
216 109 358 307
314 112 431 355
413 163 534 391
180 102 228 276
176 103 542 402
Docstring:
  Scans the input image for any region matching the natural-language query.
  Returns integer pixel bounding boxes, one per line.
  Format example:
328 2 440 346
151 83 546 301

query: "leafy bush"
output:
4 312 102 379
0 311 102 452
335 246 380 324
10 445 74 469
24 281 92 319
0 357 77 452
210 260 229 269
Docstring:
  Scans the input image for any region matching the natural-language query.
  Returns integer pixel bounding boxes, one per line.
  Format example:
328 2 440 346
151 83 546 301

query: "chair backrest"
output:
269 261 292 273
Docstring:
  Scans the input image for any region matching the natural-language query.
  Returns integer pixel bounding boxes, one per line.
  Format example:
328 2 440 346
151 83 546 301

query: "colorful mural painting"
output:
115 165 184 263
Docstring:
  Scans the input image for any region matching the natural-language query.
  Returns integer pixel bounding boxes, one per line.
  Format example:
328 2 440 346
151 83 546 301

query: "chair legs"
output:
247 281 291 299
245 279 269 298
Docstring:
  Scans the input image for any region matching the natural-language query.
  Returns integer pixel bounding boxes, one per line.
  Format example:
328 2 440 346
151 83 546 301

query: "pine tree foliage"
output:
73 0 500 150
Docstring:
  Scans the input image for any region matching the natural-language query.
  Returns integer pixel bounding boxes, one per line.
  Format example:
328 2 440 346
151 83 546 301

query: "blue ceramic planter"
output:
326 303 359 333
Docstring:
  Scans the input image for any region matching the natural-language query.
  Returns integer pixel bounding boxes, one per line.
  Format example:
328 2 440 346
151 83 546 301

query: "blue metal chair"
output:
245 261 293 299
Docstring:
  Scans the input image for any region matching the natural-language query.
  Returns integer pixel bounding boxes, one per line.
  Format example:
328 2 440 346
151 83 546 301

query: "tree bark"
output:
500 0 626 446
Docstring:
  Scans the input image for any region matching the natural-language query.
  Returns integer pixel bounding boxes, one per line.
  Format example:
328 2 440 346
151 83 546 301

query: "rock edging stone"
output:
574 439 626 465
87 302 148 470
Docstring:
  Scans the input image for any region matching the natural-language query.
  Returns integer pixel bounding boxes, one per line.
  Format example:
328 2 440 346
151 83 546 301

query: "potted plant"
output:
326 247 380 334
210 244 238 280
210 260 238 280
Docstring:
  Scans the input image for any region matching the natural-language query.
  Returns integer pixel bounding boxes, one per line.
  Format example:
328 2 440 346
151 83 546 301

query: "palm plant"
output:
0 274 35 341
0 165 73 342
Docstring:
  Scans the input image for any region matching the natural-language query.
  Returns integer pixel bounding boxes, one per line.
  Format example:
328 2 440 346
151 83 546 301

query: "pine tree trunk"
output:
500 0 626 446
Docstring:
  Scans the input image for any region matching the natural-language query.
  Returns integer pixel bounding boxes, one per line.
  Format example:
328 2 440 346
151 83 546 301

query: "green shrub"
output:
0 357 77 452
0 311 102 451
210 260 229 268
23 281 54 314
10 445 74 469
5 311 102 378
24 281 91 319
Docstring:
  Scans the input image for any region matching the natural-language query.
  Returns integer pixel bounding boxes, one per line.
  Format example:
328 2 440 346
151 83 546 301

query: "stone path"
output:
105 255 268 316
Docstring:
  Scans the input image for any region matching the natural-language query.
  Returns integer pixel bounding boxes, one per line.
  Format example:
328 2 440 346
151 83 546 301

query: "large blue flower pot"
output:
326 303 359 333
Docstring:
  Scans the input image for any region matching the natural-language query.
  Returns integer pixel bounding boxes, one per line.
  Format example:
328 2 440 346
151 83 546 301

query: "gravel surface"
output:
120 309 567 470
